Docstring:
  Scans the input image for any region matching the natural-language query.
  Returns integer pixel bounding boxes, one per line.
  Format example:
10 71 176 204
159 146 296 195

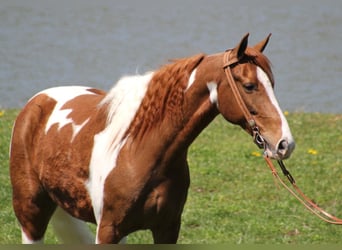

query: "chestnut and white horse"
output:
10 34 295 244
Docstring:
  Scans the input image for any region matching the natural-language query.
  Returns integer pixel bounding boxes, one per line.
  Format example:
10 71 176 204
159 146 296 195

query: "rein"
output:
223 50 342 225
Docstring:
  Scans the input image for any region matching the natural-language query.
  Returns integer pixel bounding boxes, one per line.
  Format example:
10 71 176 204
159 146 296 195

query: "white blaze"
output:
256 67 294 144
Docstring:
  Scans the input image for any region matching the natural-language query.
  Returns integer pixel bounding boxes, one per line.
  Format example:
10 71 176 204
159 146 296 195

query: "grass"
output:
1 109 342 244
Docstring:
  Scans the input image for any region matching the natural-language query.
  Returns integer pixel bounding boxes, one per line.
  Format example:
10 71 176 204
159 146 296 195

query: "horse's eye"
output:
243 83 257 92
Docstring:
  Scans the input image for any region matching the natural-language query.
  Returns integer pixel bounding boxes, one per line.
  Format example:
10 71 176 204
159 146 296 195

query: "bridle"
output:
223 49 342 225
223 50 265 150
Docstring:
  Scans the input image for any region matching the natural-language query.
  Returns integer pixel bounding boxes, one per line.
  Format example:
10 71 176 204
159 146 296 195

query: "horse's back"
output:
10 85 106 165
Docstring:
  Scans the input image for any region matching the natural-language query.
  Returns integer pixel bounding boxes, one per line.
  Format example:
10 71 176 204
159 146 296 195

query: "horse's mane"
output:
100 49 269 145
245 47 274 85
99 72 154 152
128 53 205 138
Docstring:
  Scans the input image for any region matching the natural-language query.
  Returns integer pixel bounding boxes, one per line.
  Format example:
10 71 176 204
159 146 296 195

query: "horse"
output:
9 33 295 244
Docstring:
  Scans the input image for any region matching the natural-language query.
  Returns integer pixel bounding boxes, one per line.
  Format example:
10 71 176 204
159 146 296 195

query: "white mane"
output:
99 72 154 149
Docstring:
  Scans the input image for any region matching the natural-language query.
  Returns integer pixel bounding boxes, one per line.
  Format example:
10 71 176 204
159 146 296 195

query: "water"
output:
0 0 341 113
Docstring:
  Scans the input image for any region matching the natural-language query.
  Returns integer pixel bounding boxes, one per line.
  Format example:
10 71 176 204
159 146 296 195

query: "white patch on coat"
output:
185 68 197 91
99 72 153 152
86 72 153 241
41 86 95 140
206 81 219 108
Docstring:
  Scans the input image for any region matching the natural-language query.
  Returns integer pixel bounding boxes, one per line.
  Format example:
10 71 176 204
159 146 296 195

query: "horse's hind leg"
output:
15 192 56 243
10 99 57 243
14 184 56 244
11 170 56 243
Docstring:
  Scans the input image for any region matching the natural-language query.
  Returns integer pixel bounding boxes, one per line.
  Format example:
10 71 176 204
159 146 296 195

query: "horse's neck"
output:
135 84 218 163
177 97 218 148
124 97 217 179
126 56 221 167
176 57 221 146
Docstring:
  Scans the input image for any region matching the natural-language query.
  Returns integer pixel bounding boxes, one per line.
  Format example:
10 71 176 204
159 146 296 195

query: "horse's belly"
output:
51 189 96 224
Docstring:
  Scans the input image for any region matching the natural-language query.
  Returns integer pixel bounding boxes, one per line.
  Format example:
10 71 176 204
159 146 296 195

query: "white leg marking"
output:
256 67 294 144
206 81 219 108
21 228 43 244
185 68 197 91
50 207 95 243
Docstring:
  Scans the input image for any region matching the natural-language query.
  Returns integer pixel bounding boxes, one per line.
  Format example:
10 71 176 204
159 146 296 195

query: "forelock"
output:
244 47 274 85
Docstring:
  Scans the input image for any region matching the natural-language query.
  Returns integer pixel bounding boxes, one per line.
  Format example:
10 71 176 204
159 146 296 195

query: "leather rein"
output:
223 50 342 225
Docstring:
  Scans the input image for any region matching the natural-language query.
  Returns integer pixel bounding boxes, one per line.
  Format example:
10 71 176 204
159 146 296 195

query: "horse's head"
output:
216 33 295 160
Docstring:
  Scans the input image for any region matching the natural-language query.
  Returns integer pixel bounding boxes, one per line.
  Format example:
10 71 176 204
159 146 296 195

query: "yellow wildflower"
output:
284 110 289 116
251 151 262 157
307 148 318 155
0 110 5 117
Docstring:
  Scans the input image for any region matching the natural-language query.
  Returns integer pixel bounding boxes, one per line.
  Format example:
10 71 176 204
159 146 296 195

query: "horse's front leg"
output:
95 223 124 244
151 218 181 244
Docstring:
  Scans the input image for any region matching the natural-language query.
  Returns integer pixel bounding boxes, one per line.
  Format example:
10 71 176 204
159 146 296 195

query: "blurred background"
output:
0 0 341 113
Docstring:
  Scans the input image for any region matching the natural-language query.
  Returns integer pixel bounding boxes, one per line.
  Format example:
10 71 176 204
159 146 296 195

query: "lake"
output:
0 0 341 113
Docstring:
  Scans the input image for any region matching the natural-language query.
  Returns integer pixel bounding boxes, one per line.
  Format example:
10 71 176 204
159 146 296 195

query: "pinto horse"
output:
10 34 295 244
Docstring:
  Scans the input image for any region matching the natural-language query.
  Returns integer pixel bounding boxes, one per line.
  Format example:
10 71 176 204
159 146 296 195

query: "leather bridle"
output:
223 50 266 150
223 49 342 225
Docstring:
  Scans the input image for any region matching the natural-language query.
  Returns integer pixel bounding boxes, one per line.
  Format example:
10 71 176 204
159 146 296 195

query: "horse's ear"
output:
254 33 272 52
230 33 249 61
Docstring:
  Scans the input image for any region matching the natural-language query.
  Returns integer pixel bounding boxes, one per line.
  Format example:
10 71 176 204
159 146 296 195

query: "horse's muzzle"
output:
276 138 295 159
264 137 295 160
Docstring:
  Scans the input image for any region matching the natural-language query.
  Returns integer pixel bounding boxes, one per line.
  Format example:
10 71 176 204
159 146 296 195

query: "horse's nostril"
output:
277 139 288 154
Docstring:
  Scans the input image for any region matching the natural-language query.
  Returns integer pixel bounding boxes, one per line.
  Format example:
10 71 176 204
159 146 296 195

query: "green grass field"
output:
1 109 342 244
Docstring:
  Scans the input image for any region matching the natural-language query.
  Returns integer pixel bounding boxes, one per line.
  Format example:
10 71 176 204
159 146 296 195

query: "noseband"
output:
222 50 342 225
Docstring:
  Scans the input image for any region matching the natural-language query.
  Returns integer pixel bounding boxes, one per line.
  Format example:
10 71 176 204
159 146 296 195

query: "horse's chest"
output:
142 170 190 223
